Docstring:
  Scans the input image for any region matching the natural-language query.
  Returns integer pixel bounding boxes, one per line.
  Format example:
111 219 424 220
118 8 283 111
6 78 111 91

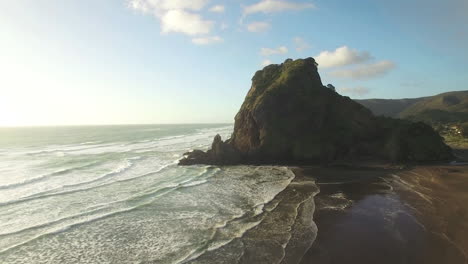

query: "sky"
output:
0 0 467 126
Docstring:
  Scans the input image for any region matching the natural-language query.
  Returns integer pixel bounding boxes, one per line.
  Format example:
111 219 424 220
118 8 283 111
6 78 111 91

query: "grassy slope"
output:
399 91 468 124
355 98 425 117
356 90 468 123
400 91 468 116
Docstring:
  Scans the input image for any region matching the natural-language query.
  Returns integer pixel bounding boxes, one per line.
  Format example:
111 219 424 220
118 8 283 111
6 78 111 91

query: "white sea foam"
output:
0 165 297 263
0 125 316 264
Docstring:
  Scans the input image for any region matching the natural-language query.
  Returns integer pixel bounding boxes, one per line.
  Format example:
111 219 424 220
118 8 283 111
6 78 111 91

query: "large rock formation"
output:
179 58 453 165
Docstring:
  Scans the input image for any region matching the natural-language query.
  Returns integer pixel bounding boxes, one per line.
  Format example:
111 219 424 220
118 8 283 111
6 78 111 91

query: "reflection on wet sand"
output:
293 165 468 264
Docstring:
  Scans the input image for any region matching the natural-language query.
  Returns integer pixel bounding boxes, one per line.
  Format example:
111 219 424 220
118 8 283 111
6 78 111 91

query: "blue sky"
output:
0 0 467 126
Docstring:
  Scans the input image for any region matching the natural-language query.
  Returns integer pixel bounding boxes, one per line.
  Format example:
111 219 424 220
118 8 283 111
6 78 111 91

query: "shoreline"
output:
187 167 320 264
292 163 468 264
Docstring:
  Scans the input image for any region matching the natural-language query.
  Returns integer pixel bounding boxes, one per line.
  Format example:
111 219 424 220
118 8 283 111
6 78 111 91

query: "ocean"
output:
0 124 318 263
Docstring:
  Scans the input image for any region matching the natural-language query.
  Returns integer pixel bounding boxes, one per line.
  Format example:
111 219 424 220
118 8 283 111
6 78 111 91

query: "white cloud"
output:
192 36 224 45
260 46 288 56
128 0 214 38
338 87 370 96
209 5 225 13
315 46 372 68
247 21 271 32
128 0 209 14
330 61 396 80
243 0 315 16
159 0 208 11
261 59 273 66
161 10 213 36
293 37 310 51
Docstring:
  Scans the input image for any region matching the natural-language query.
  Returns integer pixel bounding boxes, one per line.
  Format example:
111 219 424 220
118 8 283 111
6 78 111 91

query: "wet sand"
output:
293 163 468 264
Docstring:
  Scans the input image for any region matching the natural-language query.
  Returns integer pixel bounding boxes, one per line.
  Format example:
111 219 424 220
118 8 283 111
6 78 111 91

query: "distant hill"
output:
355 98 426 117
356 90 468 125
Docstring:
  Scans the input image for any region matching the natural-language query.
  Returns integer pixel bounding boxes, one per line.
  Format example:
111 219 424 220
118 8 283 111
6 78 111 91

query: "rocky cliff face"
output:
179 58 453 165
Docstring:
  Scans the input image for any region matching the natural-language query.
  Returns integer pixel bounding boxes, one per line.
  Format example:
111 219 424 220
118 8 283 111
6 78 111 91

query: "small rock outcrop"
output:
179 58 453 165
179 134 241 165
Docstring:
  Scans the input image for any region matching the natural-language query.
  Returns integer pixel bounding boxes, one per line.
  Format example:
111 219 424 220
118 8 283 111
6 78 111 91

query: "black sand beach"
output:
294 161 468 264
